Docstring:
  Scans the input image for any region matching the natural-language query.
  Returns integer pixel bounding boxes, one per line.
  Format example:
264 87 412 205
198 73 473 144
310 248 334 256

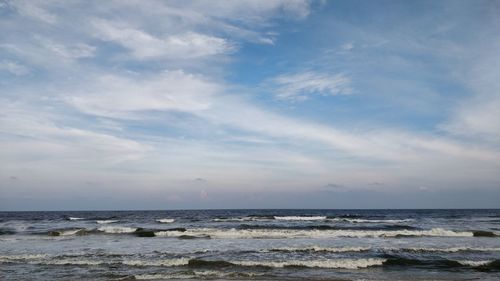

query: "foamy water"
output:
1 209 499 280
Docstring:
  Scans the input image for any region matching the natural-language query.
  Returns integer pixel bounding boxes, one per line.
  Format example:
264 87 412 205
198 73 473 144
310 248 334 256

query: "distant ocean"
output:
1 209 500 280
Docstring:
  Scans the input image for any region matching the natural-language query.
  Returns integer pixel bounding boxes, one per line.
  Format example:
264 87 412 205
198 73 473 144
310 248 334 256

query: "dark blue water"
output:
1 209 500 280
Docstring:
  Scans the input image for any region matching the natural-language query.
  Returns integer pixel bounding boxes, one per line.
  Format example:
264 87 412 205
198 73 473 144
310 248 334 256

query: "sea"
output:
1 209 499 280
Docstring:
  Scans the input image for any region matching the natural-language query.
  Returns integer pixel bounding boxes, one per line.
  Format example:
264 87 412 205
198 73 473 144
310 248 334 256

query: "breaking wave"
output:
330 218 414 223
274 216 327 221
193 258 386 269
97 226 137 234
96 220 119 224
266 246 371 253
157 218 175 223
389 247 500 253
383 257 500 270
155 227 473 239
122 258 190 267
133 271 265 280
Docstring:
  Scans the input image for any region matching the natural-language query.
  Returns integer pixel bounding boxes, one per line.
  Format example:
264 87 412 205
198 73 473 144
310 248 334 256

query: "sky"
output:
1 0 499 210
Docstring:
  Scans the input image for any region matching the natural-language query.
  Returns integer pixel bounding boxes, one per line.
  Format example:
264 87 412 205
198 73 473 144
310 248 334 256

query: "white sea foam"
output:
96 220 118 224
457 260 493 267
122 258 190 267
57 229 84 236
212 217 267 222
274 216 327 221
156 218 175 223
39 259 105 266
267 246 371 253
0 254 48 262
395 247 500 253
330 218 414 223
134 273 192 280
233 258 386 269
97 226 137 233
68 217 84 221
134 271 263 280
155 227 473 239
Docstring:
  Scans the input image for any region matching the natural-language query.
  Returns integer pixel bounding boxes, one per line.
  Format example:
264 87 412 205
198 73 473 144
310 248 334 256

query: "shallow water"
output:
1 209 500 280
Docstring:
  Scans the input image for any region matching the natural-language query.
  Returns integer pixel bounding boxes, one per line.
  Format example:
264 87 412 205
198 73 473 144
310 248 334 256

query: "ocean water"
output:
1 209 500 280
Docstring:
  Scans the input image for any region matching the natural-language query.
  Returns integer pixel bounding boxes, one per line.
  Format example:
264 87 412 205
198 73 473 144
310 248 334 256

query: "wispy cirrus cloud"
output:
0 60 30 76
91 19 235 60
440 39 500 143
269 71 352 101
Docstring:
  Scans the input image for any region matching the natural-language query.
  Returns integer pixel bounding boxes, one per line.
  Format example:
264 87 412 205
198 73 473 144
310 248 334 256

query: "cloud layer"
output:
1 0 499 209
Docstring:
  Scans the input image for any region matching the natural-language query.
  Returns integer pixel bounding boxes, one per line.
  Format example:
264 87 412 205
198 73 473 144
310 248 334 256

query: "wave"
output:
187 258 386 269
0 255 104 266
457 260 495 267
212 216 414 224
329 218 414 223
97 226 137 234
47 228 88 236
68 217 84 221
383 257 500 270
157 218 175 223
4 254 499 271
212 217 268 222
472 230 498 237
39 259 106 266
122 258 190 267
237 224 419 231
266 246 371 253
155 227 473 239
134 271 265 280
274 216 327 221
96 220 119 224
390 247 500 253
0 254 48 262
0 227 16 235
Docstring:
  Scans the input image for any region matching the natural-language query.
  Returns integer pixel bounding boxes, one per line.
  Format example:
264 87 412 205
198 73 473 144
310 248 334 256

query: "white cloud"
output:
185 0 312 24
441 42 500 143
67 70 219 119
201 97 499 163
270 71 352 101
92 19 235 59
0 102 150 165
0 60 30 75
2 0 499 206
58 68 498 165
9 0 57 24
341 42 354 51
43 41 96 59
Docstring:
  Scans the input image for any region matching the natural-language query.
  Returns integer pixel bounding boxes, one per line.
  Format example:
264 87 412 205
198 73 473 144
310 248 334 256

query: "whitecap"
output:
266 246 371 253
58 229 85 236
133 271 262 280
212 217 268 222
394 247 500 253
274 216 327 221
39 259 105 266
97 226 137 234
96 220 118 224
68 217 84 221
0 254 48 263
329 218 414 223
155 227 473 239
457 260 493 267
122 258 190 267
233 258 386 269
156 218 175 223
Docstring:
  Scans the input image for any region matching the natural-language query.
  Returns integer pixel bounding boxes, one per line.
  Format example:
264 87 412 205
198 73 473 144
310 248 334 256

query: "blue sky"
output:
1 0 499 210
